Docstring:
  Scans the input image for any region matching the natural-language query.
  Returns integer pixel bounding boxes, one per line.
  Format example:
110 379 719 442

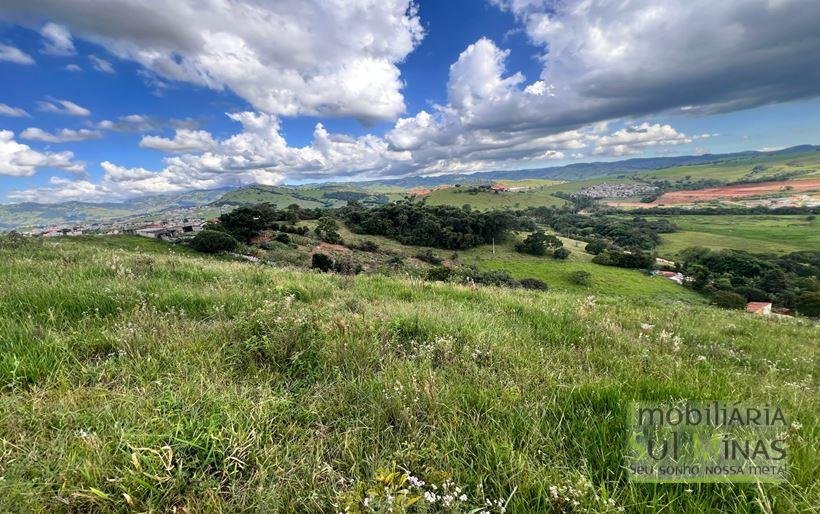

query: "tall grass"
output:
0 237 817 512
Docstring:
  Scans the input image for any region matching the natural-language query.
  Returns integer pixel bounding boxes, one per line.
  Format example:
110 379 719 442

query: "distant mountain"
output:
350 145 819 189
2 145 816 229
0 187 233 230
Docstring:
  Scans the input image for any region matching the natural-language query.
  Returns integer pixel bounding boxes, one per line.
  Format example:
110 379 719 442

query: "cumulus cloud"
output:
37 99 91 116
40 22 74 55
0 42 34 64
0 103 30 117
89 54 114 73
0 130 85 177
491 0 820 120
140 129 217 153
0 0 424 123
64 63 81 72
20 127 102 143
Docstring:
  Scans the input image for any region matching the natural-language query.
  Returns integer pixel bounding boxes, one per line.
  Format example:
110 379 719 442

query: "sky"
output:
1 0 819 204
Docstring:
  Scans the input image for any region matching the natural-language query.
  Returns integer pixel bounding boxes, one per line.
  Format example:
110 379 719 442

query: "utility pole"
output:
492 237 495 254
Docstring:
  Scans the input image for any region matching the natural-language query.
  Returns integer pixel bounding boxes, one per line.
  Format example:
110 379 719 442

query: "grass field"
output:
0 236 816 512
641 150 820 184
332 224 704 301
424 181 567 211
655 215 819 257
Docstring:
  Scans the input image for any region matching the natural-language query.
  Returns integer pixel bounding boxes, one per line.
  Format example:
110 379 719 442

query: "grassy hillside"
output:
0 236 816 512
641 149 820 184
424 181 568 211
655 215 819 257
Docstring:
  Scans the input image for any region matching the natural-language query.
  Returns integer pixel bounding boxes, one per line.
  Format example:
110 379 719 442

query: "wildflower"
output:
697 355 707 362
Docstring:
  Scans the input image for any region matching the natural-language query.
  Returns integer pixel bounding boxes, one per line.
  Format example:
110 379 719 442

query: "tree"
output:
311 252 333 272
584 239 608 255
711 290 747 310
515 231 562 256
794 292 820 317
190 230 238 254
553 247 571 260
275 233 291 244
314 217 342 244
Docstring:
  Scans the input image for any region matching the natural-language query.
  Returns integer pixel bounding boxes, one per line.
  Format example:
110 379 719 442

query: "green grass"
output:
641 150 820 183
655 215 819 257
424 181 568 211
1 236 817 512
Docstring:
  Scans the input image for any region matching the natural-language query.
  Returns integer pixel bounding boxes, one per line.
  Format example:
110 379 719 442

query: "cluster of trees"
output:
525 207 676 249
343 201 527 250
425 265 548 291
217 204 323 242
679 247 820 315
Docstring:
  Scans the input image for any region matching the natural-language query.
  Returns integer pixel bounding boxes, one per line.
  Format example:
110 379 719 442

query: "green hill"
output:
0 236 816 512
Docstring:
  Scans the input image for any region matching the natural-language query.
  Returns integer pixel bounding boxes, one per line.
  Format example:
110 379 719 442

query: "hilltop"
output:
0 236 816 512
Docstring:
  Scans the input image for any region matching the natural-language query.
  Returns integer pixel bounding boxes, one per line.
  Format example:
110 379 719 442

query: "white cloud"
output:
140 129 217 153
593 123 692 156
37 99 91 116
0 130 85 177
89 54 114 73
0 42 34 64
20 127 102 143
97 114 160 132
0 103 30 117
64 63 82 72
0 0 424 123
40 22 74 55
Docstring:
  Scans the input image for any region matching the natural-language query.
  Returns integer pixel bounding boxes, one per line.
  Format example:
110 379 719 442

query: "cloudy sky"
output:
1 0 819 203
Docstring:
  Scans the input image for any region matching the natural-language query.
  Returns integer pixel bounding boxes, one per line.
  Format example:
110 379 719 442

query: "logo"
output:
626 402 788 482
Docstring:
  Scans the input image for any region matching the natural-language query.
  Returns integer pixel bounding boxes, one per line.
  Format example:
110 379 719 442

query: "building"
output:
745 302 772 316
490 184 510 192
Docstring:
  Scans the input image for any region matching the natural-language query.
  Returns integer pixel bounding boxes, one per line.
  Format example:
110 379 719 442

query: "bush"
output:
425 266 453 282
794 292 820 317
311 252 333 272
568 270 591 285
553 247 571 260
314 217 343 244
274 233 291 244
592 249 655 269
711 290 747 310
584 239 608 255
519 277 548 291
352 240 380 252
332 257 363 275
190 230 238 253
415 249 442 265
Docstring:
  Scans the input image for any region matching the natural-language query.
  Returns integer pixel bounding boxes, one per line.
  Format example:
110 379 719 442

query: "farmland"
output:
0 236 817 512
654 214 819 257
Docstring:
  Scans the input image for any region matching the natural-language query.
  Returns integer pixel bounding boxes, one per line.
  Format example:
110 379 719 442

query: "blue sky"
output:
1 0 819 203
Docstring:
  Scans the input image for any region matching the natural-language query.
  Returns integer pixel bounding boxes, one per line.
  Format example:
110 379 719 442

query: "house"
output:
490 184 510 192
655 270 686 285
745 302 772 316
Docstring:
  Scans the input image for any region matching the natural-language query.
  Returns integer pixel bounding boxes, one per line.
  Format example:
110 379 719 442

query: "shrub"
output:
190 230 238 253
332 257 363 275
568 270 591 285
553 247 571 260
353 240 380 252
519 277 548 291
275 233 291 244
592 249 655 269
584 239 608 255
415 249 442 265
711 290 747 310
311 252 333 272
425 266 453 282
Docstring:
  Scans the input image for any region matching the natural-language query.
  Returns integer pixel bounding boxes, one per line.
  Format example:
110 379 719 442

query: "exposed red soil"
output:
610 179 820 207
